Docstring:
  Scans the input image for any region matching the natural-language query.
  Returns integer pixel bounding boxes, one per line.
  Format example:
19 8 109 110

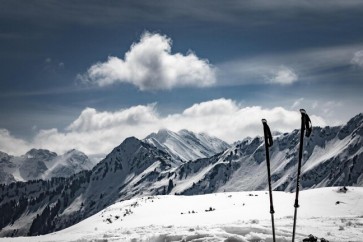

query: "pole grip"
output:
262 119 273 147
294 199 299 208
300 109 312 137
270 205 275 214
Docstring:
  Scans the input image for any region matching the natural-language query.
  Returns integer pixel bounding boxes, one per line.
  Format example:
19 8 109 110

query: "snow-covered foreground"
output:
2 187 363 242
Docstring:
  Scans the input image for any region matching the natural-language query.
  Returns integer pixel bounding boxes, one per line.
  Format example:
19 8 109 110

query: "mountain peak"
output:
145 129 177 143
0 151 11 162
158 128 174 134
65 148 77 154
337 112 363 139
25 148 57 160
122 136 142 145
62 149 89 162
178 129 192 135
158 128 176 137
64 149 86 156
116 137 145 154
144 129 230 162
0 150 9 157
348 113 363 126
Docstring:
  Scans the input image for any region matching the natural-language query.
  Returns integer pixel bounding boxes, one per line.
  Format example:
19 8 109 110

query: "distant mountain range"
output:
0 130 228 185
0 113 362 237
0 149 95 184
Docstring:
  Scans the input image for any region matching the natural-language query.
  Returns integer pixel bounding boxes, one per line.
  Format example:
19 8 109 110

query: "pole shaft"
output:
292 115 305 242
292 206 298 241
264 127 276 242
271 213 276 240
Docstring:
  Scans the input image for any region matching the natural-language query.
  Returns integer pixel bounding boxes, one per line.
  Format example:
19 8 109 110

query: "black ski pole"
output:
292 109 312 242
262 119 276 242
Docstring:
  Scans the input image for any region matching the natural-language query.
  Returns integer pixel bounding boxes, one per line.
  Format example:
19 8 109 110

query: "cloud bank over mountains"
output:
0 99 327 156
2 33 359 156
79 32 216 91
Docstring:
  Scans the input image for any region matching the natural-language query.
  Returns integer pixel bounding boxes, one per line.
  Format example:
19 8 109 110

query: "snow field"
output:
2 187 363 242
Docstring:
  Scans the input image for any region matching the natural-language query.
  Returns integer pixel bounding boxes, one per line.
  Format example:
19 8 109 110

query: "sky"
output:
1 0 363 156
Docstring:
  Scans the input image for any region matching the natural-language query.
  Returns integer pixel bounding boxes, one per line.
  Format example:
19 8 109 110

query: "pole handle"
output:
262 119 273 147
300 109 312 137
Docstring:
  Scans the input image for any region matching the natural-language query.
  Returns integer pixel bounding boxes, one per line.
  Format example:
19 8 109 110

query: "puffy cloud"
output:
0 129 30 155
0 99 329 156
165 100 326 141
351 50 363 67
79 32 216 91
269 66 298 85
66 104 159 132
182 99 238 116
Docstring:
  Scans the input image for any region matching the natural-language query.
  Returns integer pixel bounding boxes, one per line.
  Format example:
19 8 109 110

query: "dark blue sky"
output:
1 0 363 155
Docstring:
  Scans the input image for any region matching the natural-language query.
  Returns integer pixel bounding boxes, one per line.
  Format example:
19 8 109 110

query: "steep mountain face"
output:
144 129 230 162
82 137 177 211
0 115 362 238
0 149 95 184
0 151 15 184
0 137 176 237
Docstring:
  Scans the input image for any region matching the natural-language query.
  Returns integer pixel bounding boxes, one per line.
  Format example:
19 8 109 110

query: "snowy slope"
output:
0 149 95 184
1 187 363 241
144 129 230 162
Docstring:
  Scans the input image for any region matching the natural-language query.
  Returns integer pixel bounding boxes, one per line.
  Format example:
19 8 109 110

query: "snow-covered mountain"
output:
0 137 177 237
0 114 362 238
0 149 94 184
169 113 363 194
144 129 230 162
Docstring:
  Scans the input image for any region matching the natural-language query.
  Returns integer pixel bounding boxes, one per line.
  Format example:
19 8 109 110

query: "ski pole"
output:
292 109 312 242
262 119 276 242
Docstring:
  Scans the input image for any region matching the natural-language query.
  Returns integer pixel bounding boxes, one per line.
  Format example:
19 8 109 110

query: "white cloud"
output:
0 129 30 155
182 99 238 116
0 99 329 156
79 32 216 91
351 50 363 67
218 44 363 85
66 104 159 132
269 66 298 85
